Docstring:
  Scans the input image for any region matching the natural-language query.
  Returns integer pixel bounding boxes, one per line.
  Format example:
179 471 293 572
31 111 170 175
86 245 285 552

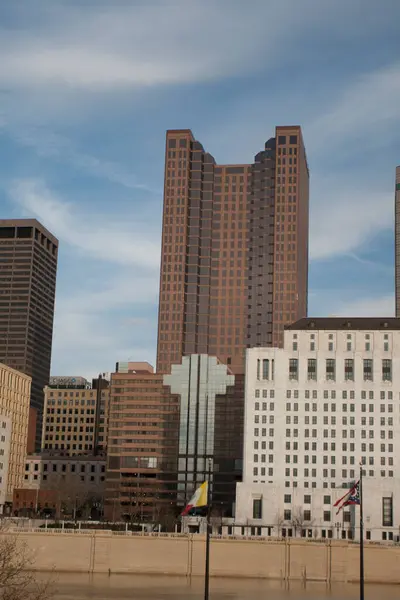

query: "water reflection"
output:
50 574 400 600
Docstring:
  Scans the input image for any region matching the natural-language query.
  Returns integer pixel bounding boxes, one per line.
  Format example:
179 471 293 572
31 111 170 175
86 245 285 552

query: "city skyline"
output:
0 1 399 377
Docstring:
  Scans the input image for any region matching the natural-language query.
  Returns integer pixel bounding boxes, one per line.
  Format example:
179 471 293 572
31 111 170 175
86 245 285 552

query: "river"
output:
49 574 399 599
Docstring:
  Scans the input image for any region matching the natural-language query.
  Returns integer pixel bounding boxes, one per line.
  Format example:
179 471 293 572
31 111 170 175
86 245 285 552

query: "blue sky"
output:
0 0 399 378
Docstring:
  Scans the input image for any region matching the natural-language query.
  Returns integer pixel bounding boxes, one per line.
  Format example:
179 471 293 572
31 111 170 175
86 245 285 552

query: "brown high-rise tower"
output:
156 127 309 375
0 219 58 448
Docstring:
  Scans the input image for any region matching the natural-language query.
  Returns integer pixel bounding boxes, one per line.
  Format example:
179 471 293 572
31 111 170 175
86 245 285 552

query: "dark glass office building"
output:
0 219 58 448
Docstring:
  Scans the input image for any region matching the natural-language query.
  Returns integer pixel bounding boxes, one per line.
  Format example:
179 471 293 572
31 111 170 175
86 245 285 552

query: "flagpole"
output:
204 458 212 600
359 463 364 600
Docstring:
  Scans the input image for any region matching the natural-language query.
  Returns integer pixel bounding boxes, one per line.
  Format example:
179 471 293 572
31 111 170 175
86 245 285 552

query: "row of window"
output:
254 389 395 400
256 357 394 382
289 358 393 382
252 467 394 480
291 335 391 354
253 428 394 439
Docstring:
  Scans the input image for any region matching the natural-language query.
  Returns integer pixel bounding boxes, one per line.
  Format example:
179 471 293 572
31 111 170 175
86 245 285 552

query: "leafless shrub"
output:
0 525 54 600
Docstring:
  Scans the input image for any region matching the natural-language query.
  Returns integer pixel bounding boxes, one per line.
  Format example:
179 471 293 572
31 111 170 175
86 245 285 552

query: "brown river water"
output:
46 574 399 599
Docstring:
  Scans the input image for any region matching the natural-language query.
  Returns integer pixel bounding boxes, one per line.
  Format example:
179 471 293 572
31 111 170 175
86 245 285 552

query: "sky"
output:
0 0 399 379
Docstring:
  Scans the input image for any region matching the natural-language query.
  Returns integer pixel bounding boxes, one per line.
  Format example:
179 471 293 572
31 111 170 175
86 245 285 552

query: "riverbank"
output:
45 574 400 600
5 529 400 584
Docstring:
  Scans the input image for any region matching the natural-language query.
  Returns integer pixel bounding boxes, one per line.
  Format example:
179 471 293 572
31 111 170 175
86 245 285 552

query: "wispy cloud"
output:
0 0 389 92
306 60 400 152
310 177 394 260
1 123 159 193
8 178 161 269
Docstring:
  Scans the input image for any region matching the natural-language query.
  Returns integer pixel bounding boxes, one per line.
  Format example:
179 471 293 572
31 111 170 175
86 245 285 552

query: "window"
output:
304 495 311 504
363 359 373 381
293 341 298 351
382 497 393 527
284 494 291 504
326 359 335 381
253 499 262 519
256 359 260 380
323 511 331 522
344 359 354 381
323 495 331 505
328 342 333 352
307 359 317 381
382 359 392 381
262 359 269 380
289 359 298 380
303 510 311 521
284 509 291 521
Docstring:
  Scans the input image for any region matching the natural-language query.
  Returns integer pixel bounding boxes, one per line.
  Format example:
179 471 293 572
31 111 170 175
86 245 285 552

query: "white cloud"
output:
3 124 159 192
0 0 387 91
309 178 394 260
306 61 400 151
8 178 161 269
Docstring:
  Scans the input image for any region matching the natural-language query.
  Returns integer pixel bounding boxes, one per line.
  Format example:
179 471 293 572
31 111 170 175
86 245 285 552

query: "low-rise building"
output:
15 454 106 518
236 318 400 542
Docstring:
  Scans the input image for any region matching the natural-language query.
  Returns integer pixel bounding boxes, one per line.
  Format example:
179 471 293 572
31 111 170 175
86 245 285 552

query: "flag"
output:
181 482 208 516
333 481 361 514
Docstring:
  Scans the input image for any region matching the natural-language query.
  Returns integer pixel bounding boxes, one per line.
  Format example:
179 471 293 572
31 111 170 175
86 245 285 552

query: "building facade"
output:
156 127 309 375
23 454 105 489
236 318 400 541
0 416 11 512
0 219 58 448
164 354 242 515
42 376 109 456
105 363 179 522
0 362 31 503
395 166 400 316
15 454 105 518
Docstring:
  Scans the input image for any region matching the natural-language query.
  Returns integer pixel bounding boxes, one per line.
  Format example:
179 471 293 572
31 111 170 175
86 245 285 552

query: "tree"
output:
291 507 306 537
0 526 53 599
274 512 284 536
42 472 104 521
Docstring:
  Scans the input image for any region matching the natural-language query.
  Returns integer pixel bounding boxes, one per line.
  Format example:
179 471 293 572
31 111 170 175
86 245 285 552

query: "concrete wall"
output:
5 530 400 584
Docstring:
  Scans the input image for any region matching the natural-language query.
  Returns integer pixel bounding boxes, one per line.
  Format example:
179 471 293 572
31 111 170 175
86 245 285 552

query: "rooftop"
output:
285 317 400 331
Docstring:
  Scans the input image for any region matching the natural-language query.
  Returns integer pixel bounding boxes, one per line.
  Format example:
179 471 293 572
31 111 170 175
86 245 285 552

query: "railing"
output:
2 527 400 546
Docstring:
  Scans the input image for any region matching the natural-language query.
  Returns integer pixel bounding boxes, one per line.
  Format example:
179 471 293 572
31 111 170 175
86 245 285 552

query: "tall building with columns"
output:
235 318 400 542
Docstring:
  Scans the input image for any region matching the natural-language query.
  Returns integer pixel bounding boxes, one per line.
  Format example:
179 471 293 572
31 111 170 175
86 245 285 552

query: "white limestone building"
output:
0 416 11 512
235 318 400 542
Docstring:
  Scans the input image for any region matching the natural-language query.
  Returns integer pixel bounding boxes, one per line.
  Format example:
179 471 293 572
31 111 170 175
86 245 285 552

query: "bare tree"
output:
274 512 284 537
42 472 104 521
0 527 53 600
290 507 305 537
291 507 315 538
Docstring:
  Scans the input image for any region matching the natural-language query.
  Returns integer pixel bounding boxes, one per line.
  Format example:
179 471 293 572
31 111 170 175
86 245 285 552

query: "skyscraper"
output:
0 219 58 448
157 127 309 375
395 166 400 316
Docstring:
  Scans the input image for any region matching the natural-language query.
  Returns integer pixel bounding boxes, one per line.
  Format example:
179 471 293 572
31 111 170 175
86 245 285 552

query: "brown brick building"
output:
105 363 179 522
0 219 58 448
156 127 309 375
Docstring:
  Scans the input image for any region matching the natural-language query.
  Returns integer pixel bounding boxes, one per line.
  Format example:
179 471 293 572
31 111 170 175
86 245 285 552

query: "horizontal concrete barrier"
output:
3 530 400 583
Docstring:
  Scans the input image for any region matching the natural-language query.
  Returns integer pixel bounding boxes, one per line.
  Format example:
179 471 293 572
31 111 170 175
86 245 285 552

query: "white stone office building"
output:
235 318 400 542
